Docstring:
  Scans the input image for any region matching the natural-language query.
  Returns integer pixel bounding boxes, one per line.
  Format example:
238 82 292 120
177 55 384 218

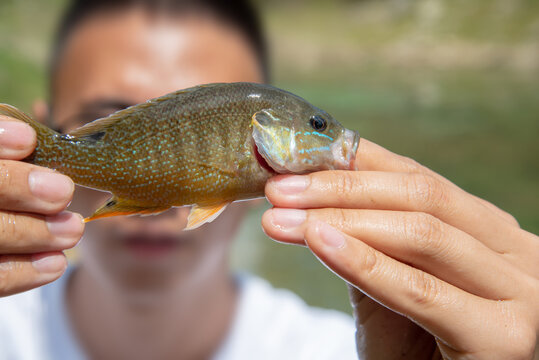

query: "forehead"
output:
52 7 263 127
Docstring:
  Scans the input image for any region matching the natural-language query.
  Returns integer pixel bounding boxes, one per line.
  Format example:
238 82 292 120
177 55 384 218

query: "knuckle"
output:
407 270 443 307
508 216 520 227
407 173 447 211
404 213 446 256
503 212 520 227
400 156 422 172
334 208 355 229
479 198 520 227
357 246 379 277
0 212 20 242
0 161 15 195
333 172 359 200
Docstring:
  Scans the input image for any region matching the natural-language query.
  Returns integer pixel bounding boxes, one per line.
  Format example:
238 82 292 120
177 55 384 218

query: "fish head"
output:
251 102 360 174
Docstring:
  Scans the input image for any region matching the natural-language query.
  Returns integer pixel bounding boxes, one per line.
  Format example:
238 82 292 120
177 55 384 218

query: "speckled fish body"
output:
0 82 360 229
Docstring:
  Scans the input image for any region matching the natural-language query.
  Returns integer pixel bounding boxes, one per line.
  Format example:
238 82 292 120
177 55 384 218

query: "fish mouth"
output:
341 129 360 170
329 129 360 171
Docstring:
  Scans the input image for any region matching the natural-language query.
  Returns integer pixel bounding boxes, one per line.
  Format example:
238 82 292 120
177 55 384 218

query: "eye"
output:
309 115 327 131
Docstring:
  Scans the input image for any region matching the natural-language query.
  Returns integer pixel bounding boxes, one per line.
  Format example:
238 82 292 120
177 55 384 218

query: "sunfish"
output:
0 82 360 229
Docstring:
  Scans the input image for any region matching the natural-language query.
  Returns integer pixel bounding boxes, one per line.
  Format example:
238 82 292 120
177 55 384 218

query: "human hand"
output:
262 139 538 359
0 116 83 297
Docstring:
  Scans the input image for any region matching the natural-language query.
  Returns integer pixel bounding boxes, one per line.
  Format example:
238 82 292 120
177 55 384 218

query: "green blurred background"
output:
0 0 538 313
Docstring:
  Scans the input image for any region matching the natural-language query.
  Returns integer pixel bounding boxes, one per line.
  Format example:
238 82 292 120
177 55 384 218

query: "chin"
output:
112 268 183 307
79 230 230 307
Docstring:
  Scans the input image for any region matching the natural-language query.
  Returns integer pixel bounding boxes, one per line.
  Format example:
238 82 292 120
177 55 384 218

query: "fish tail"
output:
0 103 62 166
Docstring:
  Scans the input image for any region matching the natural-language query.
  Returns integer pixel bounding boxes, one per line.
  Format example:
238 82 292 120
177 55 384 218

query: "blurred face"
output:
51 7 263 300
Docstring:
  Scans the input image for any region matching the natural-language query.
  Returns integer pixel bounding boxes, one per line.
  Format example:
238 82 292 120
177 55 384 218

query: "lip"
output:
121 235 182 260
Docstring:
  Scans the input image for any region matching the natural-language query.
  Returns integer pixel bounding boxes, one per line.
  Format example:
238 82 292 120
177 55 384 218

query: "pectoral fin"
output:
84 196 170 222
185 202 230 230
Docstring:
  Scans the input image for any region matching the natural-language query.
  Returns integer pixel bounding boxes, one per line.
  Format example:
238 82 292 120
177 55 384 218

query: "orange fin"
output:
185 202 230 230
84 196 170 222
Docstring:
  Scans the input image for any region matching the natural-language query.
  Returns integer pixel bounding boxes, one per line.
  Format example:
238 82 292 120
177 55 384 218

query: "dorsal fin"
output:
0 103 35 123
68 83 228 139
67 88 193 139
0 103 56 136
67 104 146 138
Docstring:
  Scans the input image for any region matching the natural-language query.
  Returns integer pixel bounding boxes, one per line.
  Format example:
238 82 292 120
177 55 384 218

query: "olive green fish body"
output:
0 83 359 229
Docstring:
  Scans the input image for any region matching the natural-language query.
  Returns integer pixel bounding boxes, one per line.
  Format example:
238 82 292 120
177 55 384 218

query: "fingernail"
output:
270 208 306 230
46 211 84 240
32 253 66 273
0 121 35 150
271 175 309 194
317 222 345 249
29 171 74 203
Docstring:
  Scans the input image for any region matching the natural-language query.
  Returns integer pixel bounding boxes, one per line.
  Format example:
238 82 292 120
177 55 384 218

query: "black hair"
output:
49 0 269 88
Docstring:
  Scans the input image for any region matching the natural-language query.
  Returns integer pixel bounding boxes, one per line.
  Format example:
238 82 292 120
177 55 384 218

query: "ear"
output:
32 99 49 125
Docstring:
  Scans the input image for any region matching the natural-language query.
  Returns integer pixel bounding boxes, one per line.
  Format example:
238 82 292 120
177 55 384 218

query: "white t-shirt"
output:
0 269 357 360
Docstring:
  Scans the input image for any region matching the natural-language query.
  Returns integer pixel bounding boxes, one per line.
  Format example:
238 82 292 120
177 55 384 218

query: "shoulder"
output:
215 274 357 360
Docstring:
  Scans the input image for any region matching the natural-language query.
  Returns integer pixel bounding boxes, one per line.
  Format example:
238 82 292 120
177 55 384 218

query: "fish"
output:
0 82 360 230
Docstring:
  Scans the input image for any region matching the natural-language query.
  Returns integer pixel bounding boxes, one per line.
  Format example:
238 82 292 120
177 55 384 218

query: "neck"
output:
66 263 237 360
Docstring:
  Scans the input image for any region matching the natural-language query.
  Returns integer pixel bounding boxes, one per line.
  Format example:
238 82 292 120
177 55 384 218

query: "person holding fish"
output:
0 0 537 359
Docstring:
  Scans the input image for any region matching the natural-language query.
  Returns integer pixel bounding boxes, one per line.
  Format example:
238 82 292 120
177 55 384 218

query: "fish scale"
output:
0 82 359 229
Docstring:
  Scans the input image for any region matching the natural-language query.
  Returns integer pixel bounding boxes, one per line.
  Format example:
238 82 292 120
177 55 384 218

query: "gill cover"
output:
252 109 298 173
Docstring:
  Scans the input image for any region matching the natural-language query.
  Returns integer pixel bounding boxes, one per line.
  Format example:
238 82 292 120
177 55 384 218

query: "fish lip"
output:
346 130 360 170
334 129 360 171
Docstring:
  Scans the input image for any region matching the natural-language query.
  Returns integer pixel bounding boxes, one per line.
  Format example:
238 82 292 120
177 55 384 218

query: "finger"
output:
262 208 307 246
0 160 74 215
0 251 67 297
0 211 84 253
0 117 36 160
357 139 519 226
304 221 498 352
264 208 520 300
266 171 513 254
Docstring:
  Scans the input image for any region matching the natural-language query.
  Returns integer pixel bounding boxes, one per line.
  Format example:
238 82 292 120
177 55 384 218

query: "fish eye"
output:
309 115 327 131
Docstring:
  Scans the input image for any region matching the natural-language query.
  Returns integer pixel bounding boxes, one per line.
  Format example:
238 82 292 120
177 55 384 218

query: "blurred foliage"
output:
0 0 538 314
244 0 539 313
